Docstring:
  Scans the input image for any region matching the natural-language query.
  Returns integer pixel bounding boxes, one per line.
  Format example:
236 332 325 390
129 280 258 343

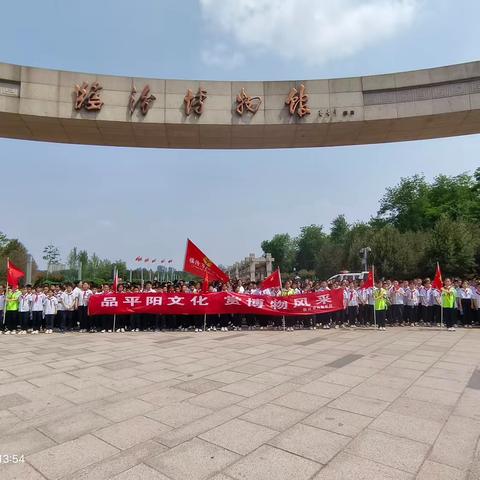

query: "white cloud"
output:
199 0 417 66
201 43 245 69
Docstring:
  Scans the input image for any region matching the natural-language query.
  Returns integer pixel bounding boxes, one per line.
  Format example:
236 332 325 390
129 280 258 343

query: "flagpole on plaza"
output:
372 265 377 329
112 267 117 333
3 258 9 326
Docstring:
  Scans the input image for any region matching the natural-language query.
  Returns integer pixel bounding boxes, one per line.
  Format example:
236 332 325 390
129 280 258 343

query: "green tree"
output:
296 225 326 271
330 214 350 245
261 234 296 272
423 216 477 277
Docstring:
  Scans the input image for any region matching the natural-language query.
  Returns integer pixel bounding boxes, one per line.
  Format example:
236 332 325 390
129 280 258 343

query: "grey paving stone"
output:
93 415 171 450
416 460 466 480
146 437 240 480
328 393 390 417
312 452 414 480
175 378 227 394
146 402 213 428
326 354 363 368
0 428 56 456
240 403 307 431
68 439 167 480
298 379 350 398
369 410 443 444
303 406 373 437
1 461 48 480
226 444 322 480
319 371 365 387
37 411 112 443
28 434 119 479
188 390 243 409
220 380 272 397
93 398 157 422
346 429 430 473
0 393 31 409
110 463 171 479
272 390 331 412
403 385 461 406
139 387 196 406
269 423 350 464
430 415 480 470
388 396 452 423
200 418 278 455
204 370 251 384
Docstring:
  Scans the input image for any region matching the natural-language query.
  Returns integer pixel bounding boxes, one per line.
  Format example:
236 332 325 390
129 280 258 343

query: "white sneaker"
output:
4 330 10 335
33 330 39 334
101 329 106 333
108 330 112 333
11 330 17 335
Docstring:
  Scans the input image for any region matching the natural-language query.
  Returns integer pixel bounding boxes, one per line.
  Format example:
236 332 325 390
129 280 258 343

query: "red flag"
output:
362 269 374 289
260 268 282 290
7 260 24 288
202 272 209 293
432 263 443 291
113 268 119 292
183 239 229 283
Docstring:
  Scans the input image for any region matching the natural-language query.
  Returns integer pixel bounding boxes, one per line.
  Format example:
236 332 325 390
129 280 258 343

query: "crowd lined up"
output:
0 276 479 334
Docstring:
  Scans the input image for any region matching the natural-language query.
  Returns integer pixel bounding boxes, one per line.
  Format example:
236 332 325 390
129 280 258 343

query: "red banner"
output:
183 239 230 283
88 290 345 317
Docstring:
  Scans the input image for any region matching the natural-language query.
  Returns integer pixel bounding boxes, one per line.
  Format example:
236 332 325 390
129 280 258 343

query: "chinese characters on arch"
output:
88 290 345 316
72 82 354 119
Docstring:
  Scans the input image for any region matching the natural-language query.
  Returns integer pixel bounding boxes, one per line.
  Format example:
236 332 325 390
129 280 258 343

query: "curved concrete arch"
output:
0 60 480 149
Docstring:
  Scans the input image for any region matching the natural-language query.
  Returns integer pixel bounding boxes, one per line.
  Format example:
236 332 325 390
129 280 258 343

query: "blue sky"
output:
1 0 479 269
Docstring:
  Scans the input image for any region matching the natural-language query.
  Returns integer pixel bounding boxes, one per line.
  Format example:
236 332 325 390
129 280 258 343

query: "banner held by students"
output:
89 289 345 317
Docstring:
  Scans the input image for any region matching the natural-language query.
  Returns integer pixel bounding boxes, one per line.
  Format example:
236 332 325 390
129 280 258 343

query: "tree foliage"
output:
261 169 480 279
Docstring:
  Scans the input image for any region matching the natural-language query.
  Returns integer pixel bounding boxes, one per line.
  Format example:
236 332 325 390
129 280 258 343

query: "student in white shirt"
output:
60 284 77 331
389 281 405 325
77 282 93 332
346 284 359 326
404 281 420 326
43 290 58 334
458 280 474 327
18 286 32 334
0 285 4 329
31 286 45 334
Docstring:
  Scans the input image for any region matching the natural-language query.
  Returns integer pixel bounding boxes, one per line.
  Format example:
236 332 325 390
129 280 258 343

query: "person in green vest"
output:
374 280 388 331
4 285 21 334
282 280 296 331
441 278 457 331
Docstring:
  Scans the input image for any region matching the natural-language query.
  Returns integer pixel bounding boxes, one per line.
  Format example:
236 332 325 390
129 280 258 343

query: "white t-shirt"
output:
61 292 76 310
43 296 58 315
77 289 93 307
31 292 46 311
19 293 32 312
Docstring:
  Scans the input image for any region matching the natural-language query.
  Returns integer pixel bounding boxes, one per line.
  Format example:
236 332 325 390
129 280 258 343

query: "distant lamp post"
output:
359 247 371 271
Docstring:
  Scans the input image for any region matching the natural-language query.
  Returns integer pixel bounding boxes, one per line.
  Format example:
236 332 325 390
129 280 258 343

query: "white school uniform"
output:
77 289 93 307
60 291 77 311
458 287 473 300
0 293 4 310
19 293 32 312
389 287 405 305
346 290 359 307
43 296 58 315
404 288 420 306
31 293 46 312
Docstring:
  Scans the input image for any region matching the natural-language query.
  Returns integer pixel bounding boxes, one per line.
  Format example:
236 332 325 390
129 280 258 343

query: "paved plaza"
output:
1 328 480 479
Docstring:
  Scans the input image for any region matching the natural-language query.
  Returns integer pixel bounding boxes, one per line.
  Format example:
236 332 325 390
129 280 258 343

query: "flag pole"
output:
372 265 377 329
3 258 9 326
112 267 117 333
438 263 444 330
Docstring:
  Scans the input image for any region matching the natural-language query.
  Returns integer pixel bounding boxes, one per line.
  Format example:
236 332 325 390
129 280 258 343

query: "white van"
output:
327 272 368 284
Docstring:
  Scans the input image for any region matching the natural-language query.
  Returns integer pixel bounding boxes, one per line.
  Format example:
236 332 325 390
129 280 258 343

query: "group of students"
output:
0 275 479 334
